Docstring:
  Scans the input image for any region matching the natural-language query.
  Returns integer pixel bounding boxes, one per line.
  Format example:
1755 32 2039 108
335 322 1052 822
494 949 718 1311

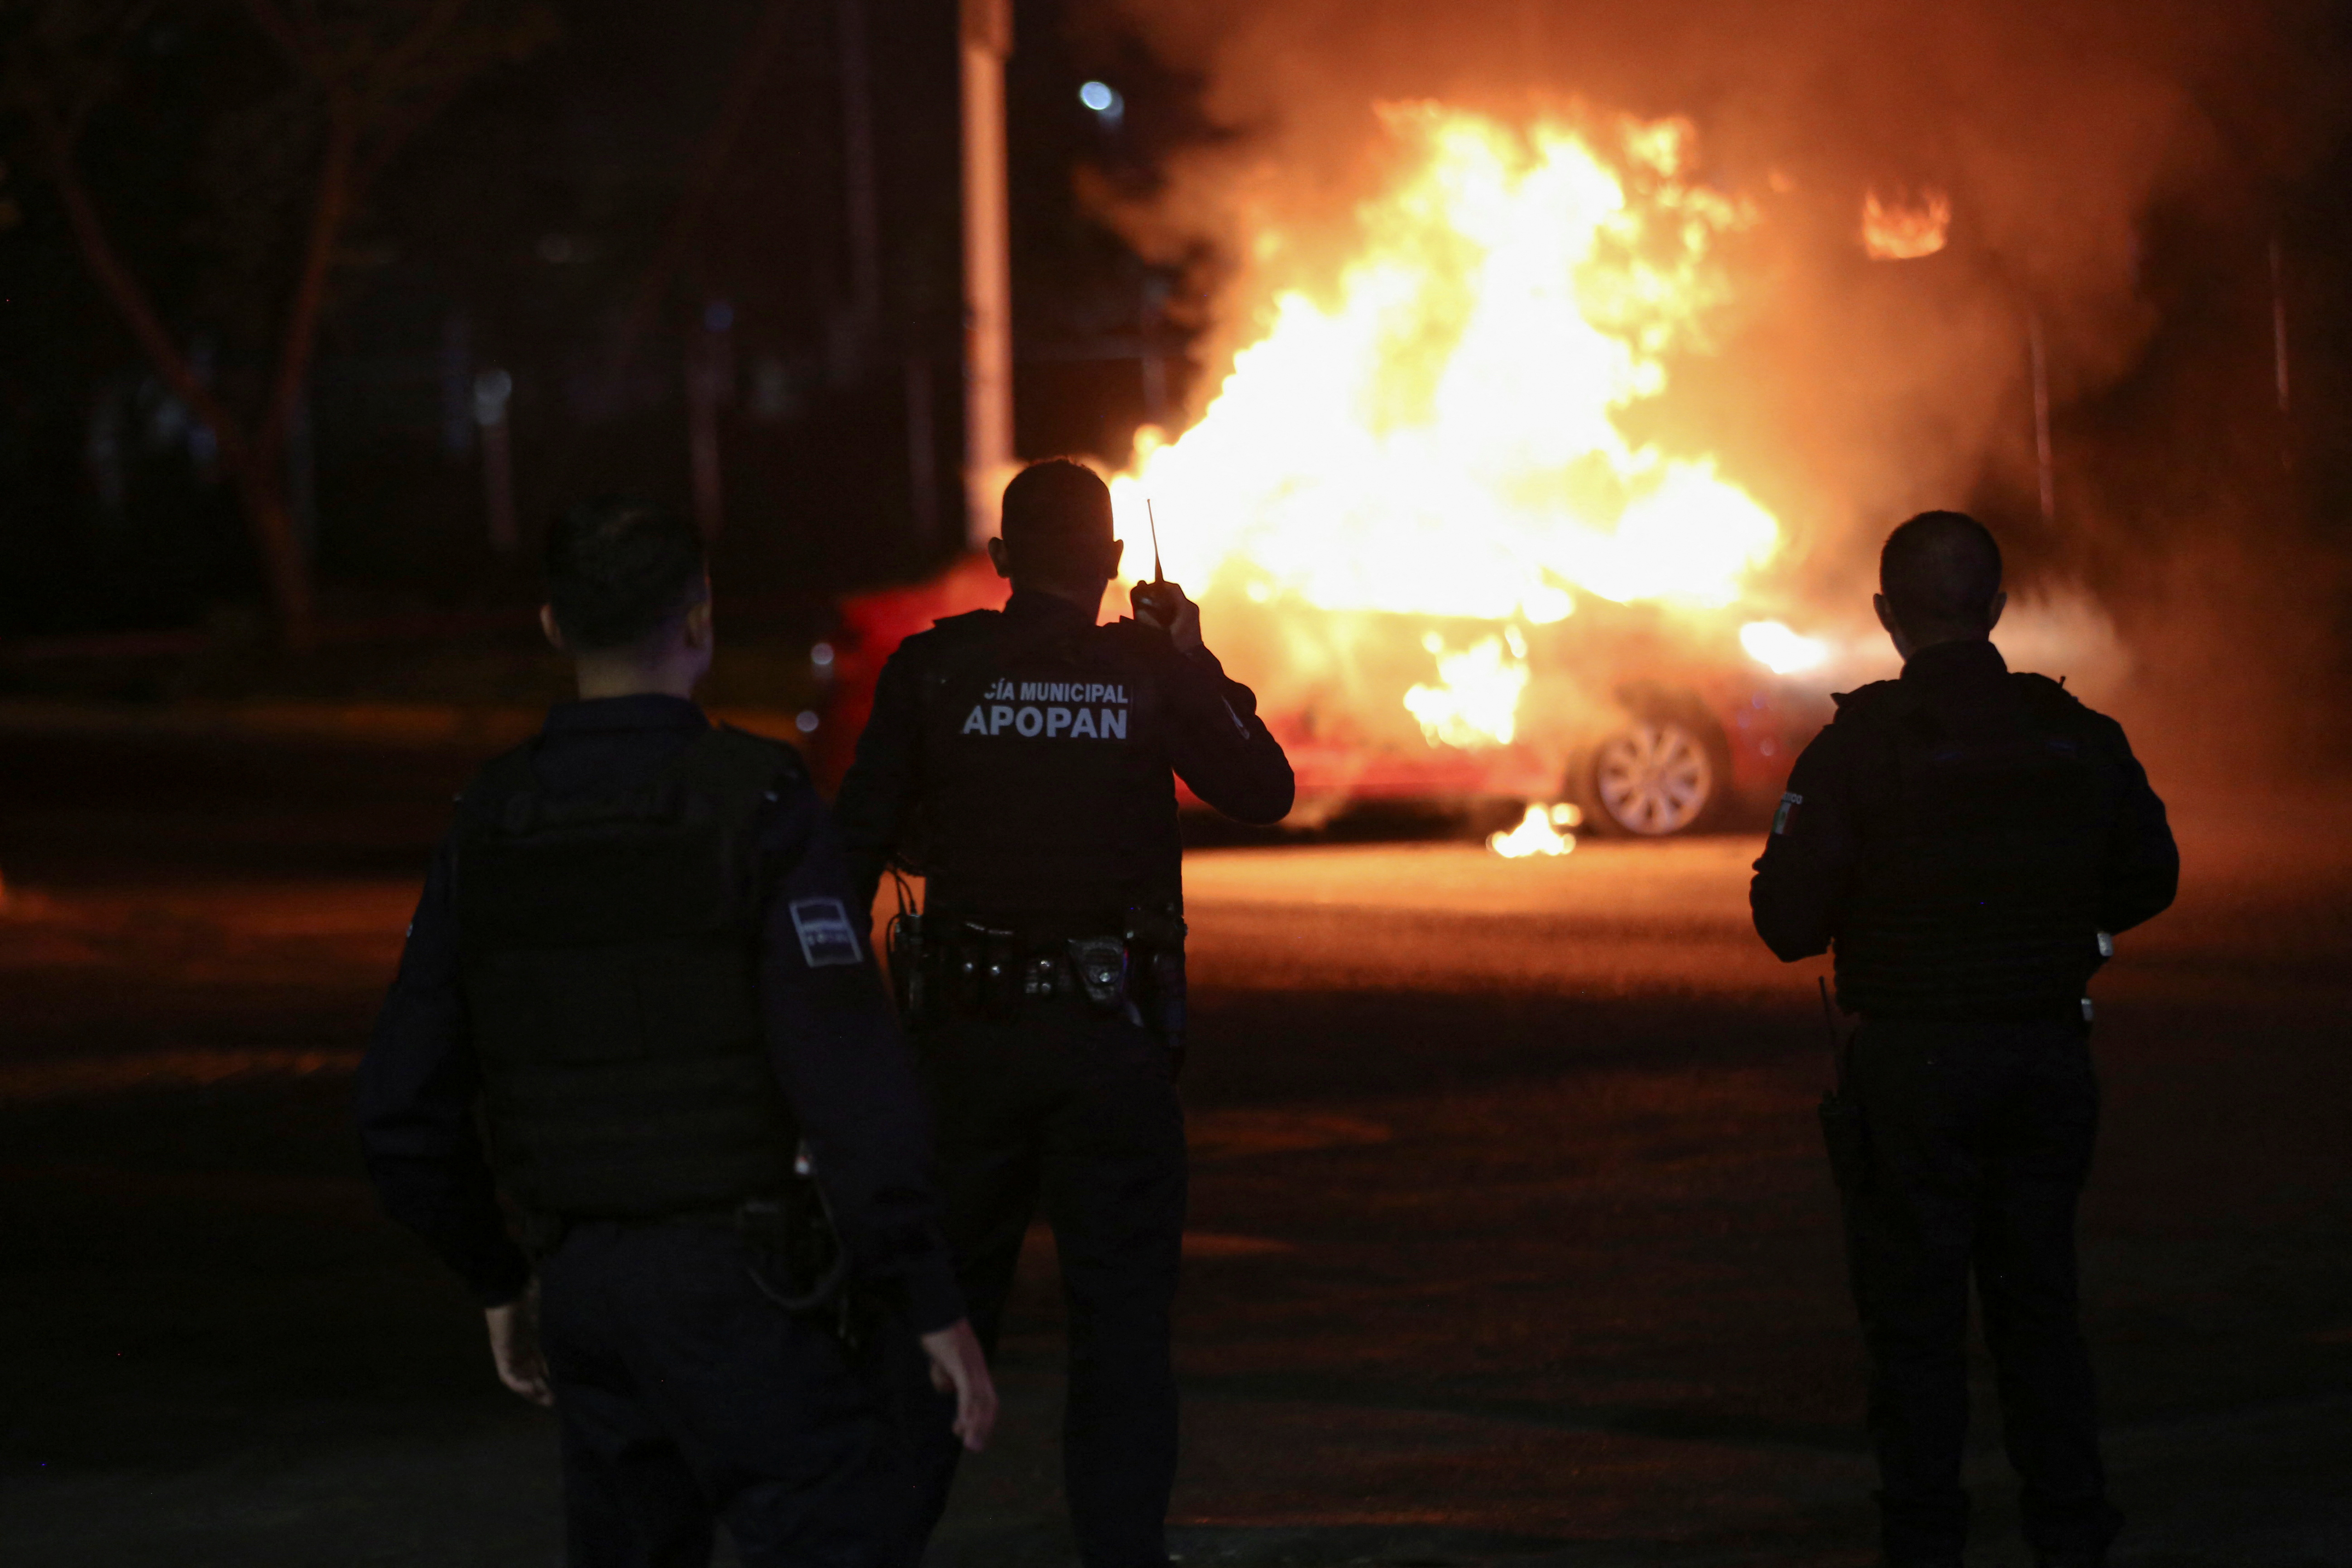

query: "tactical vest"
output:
453 726 800 1218
1833 673 2118 1020
909 608 1184 929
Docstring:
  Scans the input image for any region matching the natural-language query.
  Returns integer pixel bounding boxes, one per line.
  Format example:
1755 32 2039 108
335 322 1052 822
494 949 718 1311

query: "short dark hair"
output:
545 495 708 651
1880 510 2003 637
1000 459 1114 583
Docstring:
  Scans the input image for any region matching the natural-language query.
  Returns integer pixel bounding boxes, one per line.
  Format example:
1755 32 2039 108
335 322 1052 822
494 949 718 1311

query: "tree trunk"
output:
29 97 320 647
231 463 317 651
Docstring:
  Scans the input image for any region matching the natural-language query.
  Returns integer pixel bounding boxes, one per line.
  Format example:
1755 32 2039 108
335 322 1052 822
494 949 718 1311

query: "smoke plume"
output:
1089 0 2352 779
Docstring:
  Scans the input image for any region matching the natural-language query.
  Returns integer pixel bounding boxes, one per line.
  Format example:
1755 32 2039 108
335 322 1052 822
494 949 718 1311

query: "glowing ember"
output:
1488 803 1578 858
1862 187 1951 260
1109 104 1781 633
1739 619 1829 674
1404 628 1530 748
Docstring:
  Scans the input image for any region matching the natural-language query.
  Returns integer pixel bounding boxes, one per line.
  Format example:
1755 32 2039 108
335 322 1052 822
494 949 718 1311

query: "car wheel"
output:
1588 719 1718 836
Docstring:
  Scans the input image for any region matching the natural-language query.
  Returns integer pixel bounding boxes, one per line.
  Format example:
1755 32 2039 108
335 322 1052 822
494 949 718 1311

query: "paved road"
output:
1 726 2347 1565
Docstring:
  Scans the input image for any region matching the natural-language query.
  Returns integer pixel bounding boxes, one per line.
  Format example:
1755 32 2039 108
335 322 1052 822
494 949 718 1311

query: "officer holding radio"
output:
832 459 1293 1568
1751 511 2178 1568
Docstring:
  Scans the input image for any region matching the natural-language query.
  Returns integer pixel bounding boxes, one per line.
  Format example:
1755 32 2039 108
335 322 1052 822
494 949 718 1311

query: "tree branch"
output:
350 64 465 201
377 0 474 85
62 0 165 140
235 0 317 81
257 97 355 460
20 87 249 467
598 0 797 406
24 76 314 644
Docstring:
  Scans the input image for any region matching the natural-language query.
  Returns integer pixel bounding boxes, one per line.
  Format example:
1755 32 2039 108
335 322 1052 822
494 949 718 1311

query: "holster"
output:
951 923 1024 1020
1818 1014 1870 1195
1123 903 1189 1074
881 864 940 1029
886 908 926 1023
1812 977 1871 1195
888 914 1023 1025
1819 1087 1869 1195
739 1163 874 1351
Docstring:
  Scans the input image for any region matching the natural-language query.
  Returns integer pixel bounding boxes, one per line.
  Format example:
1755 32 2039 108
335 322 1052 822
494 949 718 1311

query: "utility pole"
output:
687 301 734 541
2271 232 2294 476
837 0 883 348
2270 234 2292 418
960 0 1014 546
2027 310 2055 527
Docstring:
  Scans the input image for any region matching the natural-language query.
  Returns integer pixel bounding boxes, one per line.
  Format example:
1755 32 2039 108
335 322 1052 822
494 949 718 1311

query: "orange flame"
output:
1110 105 1780 633
1488 803 1579 858
1402 626 1531 747
1862 187 1951 260
1738 619 1829 675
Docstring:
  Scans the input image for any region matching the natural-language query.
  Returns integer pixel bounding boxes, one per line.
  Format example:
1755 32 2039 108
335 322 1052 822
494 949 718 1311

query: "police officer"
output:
357 496 995 1567
832 459 1293 1566
1752 511 2179 1568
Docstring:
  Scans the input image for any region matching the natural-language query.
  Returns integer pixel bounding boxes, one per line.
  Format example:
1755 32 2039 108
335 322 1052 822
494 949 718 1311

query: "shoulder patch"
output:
787 897 863 967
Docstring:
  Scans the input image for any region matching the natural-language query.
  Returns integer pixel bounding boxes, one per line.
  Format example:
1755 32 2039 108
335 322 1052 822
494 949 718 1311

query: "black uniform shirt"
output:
833 589 1294 915
1751 638 2179 964
356 695 965 1331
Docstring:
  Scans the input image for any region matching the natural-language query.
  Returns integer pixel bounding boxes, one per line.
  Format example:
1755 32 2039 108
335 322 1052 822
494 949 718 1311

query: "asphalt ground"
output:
0 724 2347 1566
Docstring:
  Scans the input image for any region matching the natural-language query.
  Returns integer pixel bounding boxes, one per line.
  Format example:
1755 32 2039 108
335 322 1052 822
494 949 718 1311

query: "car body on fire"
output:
812 553 1830 839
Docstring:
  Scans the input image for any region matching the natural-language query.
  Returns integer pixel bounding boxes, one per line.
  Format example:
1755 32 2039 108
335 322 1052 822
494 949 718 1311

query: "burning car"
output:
819 104 1848 843
811 555 1831 840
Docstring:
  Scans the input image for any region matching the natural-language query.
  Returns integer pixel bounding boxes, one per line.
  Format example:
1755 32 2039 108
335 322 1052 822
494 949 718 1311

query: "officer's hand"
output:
484 1283 554 1408
1130 580 1204 657
920 1318 998 1453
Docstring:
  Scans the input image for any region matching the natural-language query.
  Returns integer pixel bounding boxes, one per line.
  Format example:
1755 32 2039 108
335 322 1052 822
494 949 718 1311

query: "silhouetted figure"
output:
833 460 1292 1567
1752 511 2177 1568
358 496 993 1566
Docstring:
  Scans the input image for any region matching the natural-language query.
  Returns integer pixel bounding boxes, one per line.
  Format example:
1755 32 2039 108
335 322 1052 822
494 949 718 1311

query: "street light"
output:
1080 79 1124 129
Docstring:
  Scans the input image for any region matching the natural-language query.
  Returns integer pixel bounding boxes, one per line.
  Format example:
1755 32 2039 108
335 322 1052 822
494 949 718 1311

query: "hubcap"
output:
1593 721 1714 835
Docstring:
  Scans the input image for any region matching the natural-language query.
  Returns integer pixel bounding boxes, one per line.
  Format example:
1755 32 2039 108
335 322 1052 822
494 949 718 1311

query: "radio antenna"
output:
1146 500 1165 582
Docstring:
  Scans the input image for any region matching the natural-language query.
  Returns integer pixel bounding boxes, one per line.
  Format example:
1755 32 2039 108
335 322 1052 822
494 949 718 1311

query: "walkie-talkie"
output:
1129 500 1184 626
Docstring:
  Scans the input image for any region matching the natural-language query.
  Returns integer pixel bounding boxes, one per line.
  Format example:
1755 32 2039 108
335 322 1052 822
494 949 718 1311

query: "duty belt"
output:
934 922 1136 1017
1853 1001 2097 1033
887 904 1189 1067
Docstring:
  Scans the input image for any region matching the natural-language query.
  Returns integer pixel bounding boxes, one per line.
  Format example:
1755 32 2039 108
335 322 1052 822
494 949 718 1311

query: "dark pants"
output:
1841 1018 2123 1564
538 1221 893 1568
898 1001 1187 1568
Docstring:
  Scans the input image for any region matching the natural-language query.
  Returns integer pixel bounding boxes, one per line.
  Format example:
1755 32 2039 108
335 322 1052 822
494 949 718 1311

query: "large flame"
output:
1110 104 1781 641
1103 104 1809 780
